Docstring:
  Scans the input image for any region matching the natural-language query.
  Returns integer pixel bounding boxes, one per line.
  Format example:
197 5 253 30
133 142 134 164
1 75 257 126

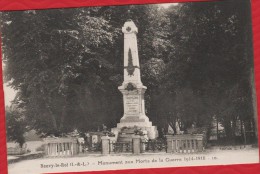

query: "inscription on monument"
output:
125 95 139 114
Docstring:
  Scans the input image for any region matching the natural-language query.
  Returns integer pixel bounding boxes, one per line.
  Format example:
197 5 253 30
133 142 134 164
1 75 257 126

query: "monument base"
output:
111 123 158 141
117 133 145 142
111 114 158 141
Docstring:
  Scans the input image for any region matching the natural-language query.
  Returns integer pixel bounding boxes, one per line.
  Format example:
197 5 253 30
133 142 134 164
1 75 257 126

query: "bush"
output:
36 144 45 152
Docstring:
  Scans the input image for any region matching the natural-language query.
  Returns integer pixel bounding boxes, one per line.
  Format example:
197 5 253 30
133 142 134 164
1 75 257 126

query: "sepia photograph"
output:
0 0 259 173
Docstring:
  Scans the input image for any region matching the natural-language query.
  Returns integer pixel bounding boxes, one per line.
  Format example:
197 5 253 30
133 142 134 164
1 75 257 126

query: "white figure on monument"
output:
175 121 181 135
168 124 174 134
111 20 158 140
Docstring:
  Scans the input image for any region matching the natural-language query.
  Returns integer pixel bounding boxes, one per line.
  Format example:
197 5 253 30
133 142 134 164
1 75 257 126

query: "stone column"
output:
73 142 79 155
54 143 58 156
198 140 203 152
44 144 48 156
71 143 74 155
101 136 110 155
50 143 54 156
132 135 141 154
195 134 204 152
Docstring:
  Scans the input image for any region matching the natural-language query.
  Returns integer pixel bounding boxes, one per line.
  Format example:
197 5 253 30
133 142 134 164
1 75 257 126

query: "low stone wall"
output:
166 134 206 153
43 135 207 156
43 137 78 157
101 134 207 155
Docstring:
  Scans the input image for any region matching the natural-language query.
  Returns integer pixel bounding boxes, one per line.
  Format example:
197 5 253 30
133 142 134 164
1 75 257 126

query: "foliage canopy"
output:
1 0 256 142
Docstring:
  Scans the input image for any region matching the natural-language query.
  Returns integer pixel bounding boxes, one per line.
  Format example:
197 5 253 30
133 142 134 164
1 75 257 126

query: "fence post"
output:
198 140 203 152
166 135 174 153
101 136 110 155
44 143 48 156
132 135 141 154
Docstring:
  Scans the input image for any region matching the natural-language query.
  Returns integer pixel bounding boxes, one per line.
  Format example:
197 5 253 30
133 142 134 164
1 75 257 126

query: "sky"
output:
159 3 178 8
3 83 16 106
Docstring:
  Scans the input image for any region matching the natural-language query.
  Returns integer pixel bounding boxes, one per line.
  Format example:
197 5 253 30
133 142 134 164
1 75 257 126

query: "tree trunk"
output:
168 117 177 135
46 105 58 134
223 119 232 139
216 115 219 139
232 117 237 138
240 119 243 138
59 105 66 131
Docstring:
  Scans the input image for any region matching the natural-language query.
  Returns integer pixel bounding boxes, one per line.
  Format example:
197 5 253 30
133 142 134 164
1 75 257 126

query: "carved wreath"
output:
125 83 136 91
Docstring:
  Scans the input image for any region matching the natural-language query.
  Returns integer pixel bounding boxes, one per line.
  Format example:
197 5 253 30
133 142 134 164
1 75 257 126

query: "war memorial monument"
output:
111 20 158 141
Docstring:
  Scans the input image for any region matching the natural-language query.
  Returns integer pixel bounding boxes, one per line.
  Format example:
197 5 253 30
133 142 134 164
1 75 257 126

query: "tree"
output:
1 8 119 135
160 0 256 141
1 5 169 136
5 106 27 147
1 1 256 143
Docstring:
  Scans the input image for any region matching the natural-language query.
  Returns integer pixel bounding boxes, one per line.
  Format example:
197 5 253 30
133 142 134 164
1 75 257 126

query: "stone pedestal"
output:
197 139 203 152
115 127 147 142
115 85 158 139
165 135 174 153
101 136 110 155
132 135 141 154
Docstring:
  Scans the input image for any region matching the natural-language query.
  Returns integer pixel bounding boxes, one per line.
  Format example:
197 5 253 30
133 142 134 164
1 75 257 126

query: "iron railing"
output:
110 142 132 153
141 139 167 153
80 143 102 153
